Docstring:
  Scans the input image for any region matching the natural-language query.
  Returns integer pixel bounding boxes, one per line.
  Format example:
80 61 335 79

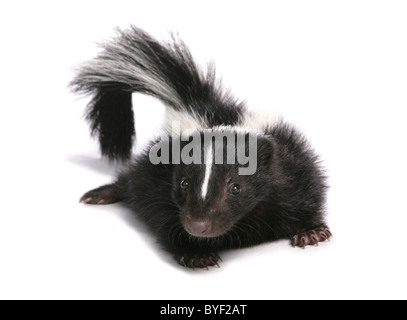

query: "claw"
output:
300 236 307 247
292 235 299 246
179 256 186 267
319 231 329 241
82 197 92 203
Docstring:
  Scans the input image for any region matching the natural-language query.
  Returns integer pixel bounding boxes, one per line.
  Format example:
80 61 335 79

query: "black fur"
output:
73 26 331 268
86 87 134 159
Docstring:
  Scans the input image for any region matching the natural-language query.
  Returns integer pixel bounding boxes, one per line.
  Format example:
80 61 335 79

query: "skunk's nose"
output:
187 220 212 236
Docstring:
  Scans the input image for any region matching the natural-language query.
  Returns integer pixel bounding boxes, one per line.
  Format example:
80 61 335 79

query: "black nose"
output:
187 220 212 236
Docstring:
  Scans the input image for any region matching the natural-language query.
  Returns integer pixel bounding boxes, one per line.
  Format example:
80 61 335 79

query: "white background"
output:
1 0 406 300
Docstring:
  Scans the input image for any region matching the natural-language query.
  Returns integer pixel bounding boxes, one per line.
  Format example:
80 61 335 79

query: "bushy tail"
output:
70 26 240 160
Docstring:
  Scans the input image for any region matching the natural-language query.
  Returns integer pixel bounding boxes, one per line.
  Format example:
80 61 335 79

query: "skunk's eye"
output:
180 179 189 190
229 183 241 195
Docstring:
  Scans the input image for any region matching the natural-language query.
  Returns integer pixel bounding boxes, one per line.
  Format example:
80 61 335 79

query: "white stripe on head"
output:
201 143 213 200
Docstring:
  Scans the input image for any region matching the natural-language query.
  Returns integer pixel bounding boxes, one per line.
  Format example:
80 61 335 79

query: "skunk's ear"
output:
257 136 275 168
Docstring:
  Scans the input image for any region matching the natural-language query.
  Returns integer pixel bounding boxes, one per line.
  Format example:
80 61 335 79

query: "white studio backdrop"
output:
0 0 406 299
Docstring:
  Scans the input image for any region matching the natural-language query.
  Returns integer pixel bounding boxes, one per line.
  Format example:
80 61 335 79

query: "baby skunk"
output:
71 26 331 268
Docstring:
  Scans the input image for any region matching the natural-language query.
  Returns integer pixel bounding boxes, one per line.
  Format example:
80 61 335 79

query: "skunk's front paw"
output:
291 226 332 248
79 184 120 205
176 253 222 269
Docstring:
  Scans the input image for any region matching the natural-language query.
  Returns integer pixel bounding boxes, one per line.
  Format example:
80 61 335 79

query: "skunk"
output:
71 26 331 268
